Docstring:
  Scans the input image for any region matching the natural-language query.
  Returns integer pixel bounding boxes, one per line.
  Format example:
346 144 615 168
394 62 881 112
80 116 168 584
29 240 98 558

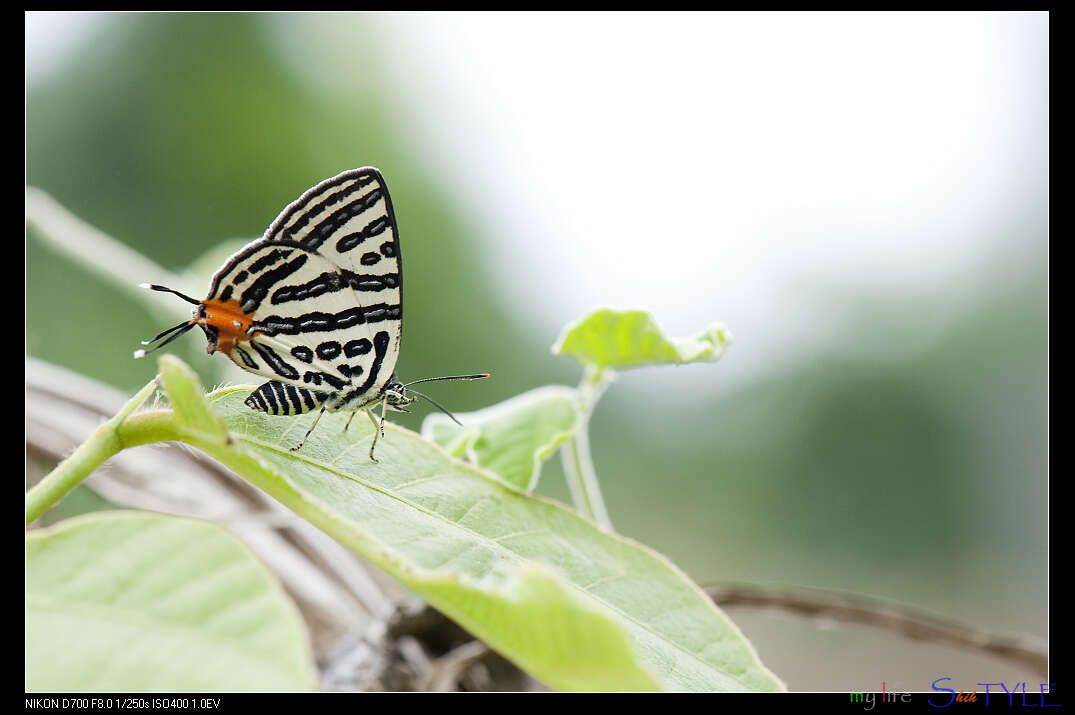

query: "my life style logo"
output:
928 678 1061 708
851 680 1061 709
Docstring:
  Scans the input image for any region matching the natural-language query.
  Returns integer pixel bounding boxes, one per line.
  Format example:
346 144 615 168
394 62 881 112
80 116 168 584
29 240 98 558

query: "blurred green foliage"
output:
590 254 1047 637
27 13 1047 687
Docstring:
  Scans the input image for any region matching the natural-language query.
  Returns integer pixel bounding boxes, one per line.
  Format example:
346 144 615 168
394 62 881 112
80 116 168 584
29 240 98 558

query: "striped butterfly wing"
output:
206 168 403 411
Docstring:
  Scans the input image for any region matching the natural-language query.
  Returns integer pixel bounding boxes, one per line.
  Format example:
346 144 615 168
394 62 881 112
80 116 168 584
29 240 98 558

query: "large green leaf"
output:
552 308 732 370
26 511 315 692
143 356 780 691
421 385 582 492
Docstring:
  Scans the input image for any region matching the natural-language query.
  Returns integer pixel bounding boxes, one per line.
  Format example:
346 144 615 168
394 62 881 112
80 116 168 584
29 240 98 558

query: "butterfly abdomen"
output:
245 381 330 416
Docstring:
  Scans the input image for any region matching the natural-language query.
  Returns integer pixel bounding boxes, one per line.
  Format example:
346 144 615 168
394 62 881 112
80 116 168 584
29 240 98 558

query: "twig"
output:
707 584 1048 677
420 640 492 692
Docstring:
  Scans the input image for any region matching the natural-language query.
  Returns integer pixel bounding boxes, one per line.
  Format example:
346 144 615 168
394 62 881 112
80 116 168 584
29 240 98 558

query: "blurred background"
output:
26 11 1048 690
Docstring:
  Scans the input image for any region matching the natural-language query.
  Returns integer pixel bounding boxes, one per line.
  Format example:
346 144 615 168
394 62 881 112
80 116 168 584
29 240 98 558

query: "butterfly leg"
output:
366 408 381 463
291 406 327 452
366 396 390 462
344 410 357 432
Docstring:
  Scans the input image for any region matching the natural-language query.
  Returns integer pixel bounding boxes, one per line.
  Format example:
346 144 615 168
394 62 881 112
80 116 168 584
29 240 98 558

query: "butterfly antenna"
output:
133 321 197 358
140 320 193 346
407 388 464 426
404 373 490 387
140 283 202 306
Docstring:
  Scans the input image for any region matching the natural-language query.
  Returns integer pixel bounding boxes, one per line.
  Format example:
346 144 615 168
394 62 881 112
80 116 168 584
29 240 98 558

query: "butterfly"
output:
135 167 488 461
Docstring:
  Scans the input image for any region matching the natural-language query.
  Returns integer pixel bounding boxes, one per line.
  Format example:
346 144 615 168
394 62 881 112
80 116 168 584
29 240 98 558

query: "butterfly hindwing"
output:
245 380 330 416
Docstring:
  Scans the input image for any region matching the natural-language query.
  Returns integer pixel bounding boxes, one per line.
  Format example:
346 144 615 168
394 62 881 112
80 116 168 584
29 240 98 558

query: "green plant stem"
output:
561 366 614 531
25 378 168 525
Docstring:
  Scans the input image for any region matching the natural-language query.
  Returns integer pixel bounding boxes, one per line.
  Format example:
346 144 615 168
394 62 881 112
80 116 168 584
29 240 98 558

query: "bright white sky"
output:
27 11 1049 393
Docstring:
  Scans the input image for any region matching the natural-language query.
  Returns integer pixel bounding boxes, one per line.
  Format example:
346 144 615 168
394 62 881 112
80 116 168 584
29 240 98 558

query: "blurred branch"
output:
380 602 542 692
707 584 1048 678
420 640 492 692
25 187 245 391
25 187 191 323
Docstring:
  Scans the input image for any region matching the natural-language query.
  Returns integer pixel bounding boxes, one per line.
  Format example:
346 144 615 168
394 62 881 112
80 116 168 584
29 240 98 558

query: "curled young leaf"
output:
552 308 732 371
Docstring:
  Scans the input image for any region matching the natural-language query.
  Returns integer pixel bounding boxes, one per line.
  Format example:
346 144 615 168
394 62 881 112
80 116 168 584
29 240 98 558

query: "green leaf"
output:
421 385 582 492
552 308 733 370
26 511 315 692
158 377 783 691
28 356 781 691
417 564 662 691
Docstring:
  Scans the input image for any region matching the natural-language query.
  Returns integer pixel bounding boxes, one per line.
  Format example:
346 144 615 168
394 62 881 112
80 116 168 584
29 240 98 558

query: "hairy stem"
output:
25 378 171 524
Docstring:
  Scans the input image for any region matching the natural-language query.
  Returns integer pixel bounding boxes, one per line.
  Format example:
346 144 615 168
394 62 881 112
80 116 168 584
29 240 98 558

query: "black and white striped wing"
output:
207 168 403 410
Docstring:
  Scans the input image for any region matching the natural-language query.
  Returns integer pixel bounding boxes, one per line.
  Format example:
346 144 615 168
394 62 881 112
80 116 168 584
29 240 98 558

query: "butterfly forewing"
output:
206 168 403 410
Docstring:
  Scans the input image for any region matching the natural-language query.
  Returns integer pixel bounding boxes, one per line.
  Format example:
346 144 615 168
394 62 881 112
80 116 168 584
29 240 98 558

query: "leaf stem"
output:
25 378 168 525
561 365 615 531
